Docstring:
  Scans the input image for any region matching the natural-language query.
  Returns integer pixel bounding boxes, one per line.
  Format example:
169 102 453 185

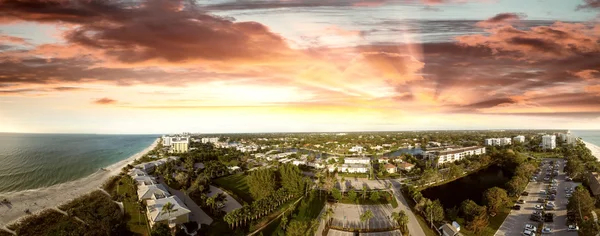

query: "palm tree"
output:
161 202 178 227
360 210 374 230
391 211 409 234
323 207 334 225
362 186 368 200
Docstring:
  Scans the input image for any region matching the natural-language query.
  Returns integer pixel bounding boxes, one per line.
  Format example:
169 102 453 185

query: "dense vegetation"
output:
58 190 126 235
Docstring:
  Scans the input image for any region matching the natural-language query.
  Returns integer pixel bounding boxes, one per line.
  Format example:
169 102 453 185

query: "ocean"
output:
571 130 600 147
0 133 157 193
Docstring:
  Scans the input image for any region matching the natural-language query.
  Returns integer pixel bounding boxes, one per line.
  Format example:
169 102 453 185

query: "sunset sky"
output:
1 0 600 134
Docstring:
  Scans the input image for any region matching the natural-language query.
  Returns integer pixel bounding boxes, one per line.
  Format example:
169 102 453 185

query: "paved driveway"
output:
158 178 213 225
330 203 395 229
208 185 242 213
495 158 578 236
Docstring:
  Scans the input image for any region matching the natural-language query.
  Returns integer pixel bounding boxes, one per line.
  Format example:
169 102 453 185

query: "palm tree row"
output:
223 188 296 229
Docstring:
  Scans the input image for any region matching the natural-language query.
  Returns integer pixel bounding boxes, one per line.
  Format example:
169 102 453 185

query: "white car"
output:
535 205 544 210
568 225 579 231
540 190 547 194
523 230 536 236
525 224 537 231
566 193 572 198
542 227 552 234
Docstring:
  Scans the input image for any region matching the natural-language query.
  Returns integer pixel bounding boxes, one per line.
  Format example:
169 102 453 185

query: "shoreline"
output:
583 140 600 161
0 138 159 227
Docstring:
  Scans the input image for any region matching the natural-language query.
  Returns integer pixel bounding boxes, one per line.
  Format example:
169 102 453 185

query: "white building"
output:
146 196 191 228
201 137 220 144
560 131 577 145
162 135 172 146
328 164 369 173
513 135 526 143
484 138 512 146
345 157 371 164
426 146 486 166
170 137 189 153
384 163 397 174
542 135 556 150
349 145 364 153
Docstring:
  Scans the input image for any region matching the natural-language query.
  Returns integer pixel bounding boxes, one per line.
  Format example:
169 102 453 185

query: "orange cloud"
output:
586 85 600 95
573 70 600 80
93 97 117 105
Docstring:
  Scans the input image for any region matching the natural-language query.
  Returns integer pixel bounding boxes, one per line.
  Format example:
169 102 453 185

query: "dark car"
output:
544 213 555 222
538 198 547 203
522 191 529 196
513 205 521 210
549 195 556 201
530 215 542 222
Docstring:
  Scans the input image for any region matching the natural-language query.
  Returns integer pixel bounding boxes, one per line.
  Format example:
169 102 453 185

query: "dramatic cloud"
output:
587 85 600 94
577 0 600 10
476 13 526 27
0 0 126 24
457 21 600 61
573 70 600 80
93 97 117 105
0 34 28 44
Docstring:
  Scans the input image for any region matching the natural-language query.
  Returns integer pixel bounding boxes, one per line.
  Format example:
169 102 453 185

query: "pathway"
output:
388 179 426 236
207 185 242 213
158 179 213 225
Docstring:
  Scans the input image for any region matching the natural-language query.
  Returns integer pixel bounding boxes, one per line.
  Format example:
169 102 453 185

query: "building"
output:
384 163 397 174
201 137 220 144
439 222 460 236
565 135 577 145
349 145 364 153
589 172 600 196
328 164 369 173
146 195 191 228
137 184 171 202
542 135 556 150
228 166 241 173
397 162 415 171
170 137 189 153
426 146 486 166
484 138 512 146
133 175 158 186
162 135 172 146
345 157 370 164
513 135 525 143
378 157 389 163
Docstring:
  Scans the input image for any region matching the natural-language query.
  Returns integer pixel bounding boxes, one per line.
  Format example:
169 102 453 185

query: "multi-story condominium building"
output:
542 135 556 150
484 138 512 146
146 196 191 228
513 135 526 143
328 164 369 173
345 157 371 164
162 135 172 146
559 131 577 145
170 137 189 153
426 146 486 166
201 137 220 144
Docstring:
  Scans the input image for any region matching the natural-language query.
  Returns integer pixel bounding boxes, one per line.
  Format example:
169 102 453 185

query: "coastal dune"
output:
584 140 600 161
0 138 159 227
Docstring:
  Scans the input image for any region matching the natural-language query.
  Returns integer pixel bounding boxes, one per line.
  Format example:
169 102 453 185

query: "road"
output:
389 179 427 236
495 158 578 236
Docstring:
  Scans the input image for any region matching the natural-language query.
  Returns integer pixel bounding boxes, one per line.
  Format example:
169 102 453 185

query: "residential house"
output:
384 163 397 174
133 175 158 186
397 162 415 171
146 196 191 228
129 168 148 177
137 184 171 202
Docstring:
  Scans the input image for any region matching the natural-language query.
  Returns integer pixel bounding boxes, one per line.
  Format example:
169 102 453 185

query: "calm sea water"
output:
571 130 600 147
0 133 156 193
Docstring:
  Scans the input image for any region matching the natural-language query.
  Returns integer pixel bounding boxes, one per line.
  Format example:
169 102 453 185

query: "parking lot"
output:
327 229 403 236
329 203 396 230
495 158 580 236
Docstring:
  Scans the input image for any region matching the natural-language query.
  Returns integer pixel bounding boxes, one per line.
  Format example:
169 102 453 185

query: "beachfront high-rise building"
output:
542 135 556 150
170 137 189 153
513 135 526 143
484 138 512 146
162 135 172 146
559 131 577 145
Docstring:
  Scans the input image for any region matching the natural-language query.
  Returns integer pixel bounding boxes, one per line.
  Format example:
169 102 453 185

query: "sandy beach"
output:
0 138 159 227
583 140 600 161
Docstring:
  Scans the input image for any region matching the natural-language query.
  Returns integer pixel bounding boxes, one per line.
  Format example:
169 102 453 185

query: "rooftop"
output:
147 195 191 222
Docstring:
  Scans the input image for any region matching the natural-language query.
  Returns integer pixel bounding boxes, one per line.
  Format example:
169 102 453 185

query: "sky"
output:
0 0 600 134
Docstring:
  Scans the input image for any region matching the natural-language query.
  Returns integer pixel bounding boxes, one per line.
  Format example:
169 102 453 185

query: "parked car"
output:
522 191 529 196
566 177 573 181
523 230 536 236
568 225 579 231
544 213 554 222
517 199 525 204
548 195 555 201
542 227 552 234
513 205 521 210
525 224 537 231
537 198 546 203
566 193 572 198
540 190 547 194
530 215 542 222
535 205 544 210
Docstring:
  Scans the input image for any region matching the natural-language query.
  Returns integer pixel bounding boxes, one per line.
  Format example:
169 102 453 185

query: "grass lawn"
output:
117 176 150 236
213 173 253 204
451 207 510 236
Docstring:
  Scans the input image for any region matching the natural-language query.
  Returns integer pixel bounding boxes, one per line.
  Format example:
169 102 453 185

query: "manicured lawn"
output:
117 176 150 236
213 173 253 204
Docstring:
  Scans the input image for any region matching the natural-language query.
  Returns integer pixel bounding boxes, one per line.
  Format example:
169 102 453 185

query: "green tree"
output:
332 188 342 202
348 189 358 202
362 186 368 199
151 223 171 236
161 202 178 223
370 191 380 202
483 187 509 213
391 210 409 234
567 185 596 223
467 209 489 234
247 168 276 200
285 220 308 236
460 199 485 221
424 199 444 225
360 210 374 230
448 164 464 179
